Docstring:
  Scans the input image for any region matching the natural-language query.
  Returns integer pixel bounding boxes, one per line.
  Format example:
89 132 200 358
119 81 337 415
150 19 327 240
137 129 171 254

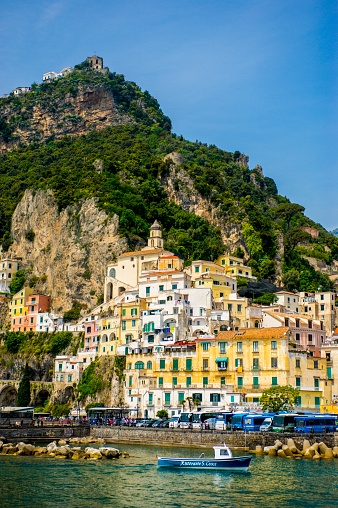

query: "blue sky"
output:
1 0 337 230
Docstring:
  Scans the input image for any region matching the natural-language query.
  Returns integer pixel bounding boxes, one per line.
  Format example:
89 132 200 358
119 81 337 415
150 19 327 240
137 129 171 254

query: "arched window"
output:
147 361 152 370
135 361 145 370
109 268 116 278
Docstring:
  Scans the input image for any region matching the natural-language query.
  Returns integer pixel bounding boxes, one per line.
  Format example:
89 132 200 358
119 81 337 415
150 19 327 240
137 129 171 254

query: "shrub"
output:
25 230 35 242
48 331 73 355
4 331 26 353
63 302 82 322
9 270 26 294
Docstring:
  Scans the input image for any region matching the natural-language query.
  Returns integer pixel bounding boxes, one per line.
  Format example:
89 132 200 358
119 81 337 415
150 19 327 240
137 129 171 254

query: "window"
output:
164 393 171 405
203 358 209 370
203 377 208 386
285 318 289 326
160 359 165 370
195 266 200 272
129 376 132 387
253 341 258 352
314 360 318 369
179 392 185 403
237 342 242 352
172 284 177 290
122 321 126 330
237 305 242 312
146 287 150 296
30 317 34 324
60 375 63 381
131 308 138 316
321 304 325 311
296 319 300 327
159 285 164 291
314 378 319 389
219 342 227 353
202 343 209 351
272 377 278 386
68 375 72 382
228 304 232 311
200 308 203 316
186 358 192 371
186 377 191 387
173 307 178 314
220 377 226 386
296 377 301 387
321 294 324 301
271 357 278 368
135 361 145 369
296 359 300 368
173 358 179 371
237 377 243 387
220 292 224 297
253 377 259 387
308 334 313 343
122 309 126 317
271 341 277 350
172 377 177 386
235 358 243 367
253 358 259 370
315 397 320 408
58 364 62 372
148 393 153 405
309 320 312 329
296 333 300 341
210 393 221 403
159 377 163 387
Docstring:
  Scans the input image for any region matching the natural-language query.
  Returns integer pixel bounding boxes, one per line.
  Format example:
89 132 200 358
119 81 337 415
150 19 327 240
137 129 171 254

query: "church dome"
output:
150 220 162 230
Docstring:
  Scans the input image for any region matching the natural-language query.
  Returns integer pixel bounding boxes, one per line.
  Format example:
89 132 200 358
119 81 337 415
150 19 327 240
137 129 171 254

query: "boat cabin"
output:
213 444 232 459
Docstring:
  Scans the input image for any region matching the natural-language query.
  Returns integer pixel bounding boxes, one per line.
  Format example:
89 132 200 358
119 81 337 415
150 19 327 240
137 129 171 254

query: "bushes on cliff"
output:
77 358 104 400
48 332 73 355
9 270 26 294
4 331 26 353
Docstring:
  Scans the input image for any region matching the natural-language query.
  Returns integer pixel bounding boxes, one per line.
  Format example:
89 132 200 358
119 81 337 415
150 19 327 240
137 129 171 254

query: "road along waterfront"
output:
0 442 338 508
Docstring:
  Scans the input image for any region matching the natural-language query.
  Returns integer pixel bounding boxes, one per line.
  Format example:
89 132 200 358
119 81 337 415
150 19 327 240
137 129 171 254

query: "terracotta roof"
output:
274 291 298 296
263 310 321 324
216 327 291 340
119 248 163 258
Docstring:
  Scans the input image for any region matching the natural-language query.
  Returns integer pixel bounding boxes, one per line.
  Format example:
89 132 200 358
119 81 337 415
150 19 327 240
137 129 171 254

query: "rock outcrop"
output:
9 189 126 313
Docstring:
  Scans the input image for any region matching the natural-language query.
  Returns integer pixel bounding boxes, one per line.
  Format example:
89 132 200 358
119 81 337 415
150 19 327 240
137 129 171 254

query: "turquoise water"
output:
0 443 338 507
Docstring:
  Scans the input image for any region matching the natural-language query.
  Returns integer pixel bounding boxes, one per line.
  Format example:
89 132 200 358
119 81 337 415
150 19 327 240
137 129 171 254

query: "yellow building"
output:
220 295 248 328
215 254 255 280
9 287 34 330
99 297 147 356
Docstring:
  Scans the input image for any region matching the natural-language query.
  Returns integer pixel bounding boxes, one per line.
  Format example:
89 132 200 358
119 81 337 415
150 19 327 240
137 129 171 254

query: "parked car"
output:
160 420 170 428
169 416 180 428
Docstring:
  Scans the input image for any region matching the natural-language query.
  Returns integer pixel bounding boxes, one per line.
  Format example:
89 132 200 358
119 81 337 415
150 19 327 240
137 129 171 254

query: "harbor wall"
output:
0 425 90 442
90 427 338 450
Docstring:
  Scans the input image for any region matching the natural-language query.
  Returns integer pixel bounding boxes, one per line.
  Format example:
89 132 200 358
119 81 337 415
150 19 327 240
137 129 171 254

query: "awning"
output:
215 357 228 362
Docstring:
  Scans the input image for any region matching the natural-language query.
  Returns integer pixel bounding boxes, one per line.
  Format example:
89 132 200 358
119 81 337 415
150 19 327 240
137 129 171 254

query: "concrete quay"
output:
90 426 338 450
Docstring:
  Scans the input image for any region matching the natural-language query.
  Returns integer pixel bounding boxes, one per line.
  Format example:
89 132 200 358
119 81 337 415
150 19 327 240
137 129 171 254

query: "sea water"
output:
0 443 337 507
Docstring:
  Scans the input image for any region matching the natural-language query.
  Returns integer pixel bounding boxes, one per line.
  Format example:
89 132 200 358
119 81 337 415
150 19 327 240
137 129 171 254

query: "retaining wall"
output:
0 425 90 442
90 427 338 450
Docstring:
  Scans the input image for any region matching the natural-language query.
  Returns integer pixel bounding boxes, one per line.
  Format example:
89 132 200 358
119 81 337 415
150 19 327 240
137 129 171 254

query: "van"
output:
259 417 273 432
169 416 179 428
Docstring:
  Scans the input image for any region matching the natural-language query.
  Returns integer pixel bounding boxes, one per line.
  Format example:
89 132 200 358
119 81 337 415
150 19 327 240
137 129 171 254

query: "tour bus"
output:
242 413 275 432
294 415 338 434
272 414 299 433
178 412 193 429
191 411 219 429
215 412 233 430
231 413 250 430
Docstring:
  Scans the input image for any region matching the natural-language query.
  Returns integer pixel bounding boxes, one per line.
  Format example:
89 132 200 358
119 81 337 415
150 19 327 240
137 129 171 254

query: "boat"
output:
157 443 252 472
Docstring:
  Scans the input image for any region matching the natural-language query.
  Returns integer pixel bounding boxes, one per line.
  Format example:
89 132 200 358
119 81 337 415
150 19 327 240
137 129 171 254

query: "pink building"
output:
262 311 325 357
12 294 50 332
84 319 100 351
299 226 319 238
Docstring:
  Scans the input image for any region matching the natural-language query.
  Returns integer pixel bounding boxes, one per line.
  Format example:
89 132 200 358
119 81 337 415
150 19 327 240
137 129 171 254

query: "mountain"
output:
0 58 337 314
331 229 338 238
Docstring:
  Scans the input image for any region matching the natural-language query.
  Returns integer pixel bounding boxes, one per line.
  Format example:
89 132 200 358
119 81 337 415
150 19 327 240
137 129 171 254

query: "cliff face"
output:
9 189 127 313
0 84 132 154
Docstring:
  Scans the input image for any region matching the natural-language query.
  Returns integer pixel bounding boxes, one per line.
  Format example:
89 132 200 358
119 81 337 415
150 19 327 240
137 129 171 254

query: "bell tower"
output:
148 220 163 249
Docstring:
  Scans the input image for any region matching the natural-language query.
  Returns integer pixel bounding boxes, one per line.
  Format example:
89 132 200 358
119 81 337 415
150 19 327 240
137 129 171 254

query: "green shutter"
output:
327 367 332 379
178 392 185 402
272 377 278 386
315 397 320 408
173 358 179 371
129 376 132 387
160 359 165 370
165 393 170 404
186 377 191 387
172 377 177 385
159 377 163 387
186 358 192 371
149 393 153 404
203 377 208 386
253 377 259 387
237 377 243 387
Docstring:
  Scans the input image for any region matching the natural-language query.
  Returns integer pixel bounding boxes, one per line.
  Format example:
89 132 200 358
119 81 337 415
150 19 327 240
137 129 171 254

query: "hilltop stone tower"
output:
148 220 163 249
86 55 103 70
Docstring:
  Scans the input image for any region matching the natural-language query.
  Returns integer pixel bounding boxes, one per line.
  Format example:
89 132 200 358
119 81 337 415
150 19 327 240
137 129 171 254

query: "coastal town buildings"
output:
0 256 21 294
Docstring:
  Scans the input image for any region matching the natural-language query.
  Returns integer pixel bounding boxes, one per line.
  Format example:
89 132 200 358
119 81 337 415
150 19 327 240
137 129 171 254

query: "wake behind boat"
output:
157 444 251 472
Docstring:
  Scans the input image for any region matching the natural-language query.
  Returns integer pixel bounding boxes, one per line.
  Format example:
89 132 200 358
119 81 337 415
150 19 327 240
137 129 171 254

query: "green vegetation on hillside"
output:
0 64 337 289
3 331 79 357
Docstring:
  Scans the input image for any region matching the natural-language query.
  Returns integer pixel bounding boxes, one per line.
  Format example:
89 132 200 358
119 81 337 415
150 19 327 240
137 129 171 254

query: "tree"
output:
274 203 305 231
260 385 299 413
282 269 300 291
9 270 26 294
17 362 31 406
252 293 278 305
156 409 168 419
284 228 311 251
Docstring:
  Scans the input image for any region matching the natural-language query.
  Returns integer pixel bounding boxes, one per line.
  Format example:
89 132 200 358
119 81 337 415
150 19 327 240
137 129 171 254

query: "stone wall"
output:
90 427 338 450
0 425 89 442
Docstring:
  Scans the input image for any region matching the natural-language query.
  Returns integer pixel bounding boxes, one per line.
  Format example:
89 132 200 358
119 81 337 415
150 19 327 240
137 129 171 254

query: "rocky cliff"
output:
8 189 126 313
0 84 132 154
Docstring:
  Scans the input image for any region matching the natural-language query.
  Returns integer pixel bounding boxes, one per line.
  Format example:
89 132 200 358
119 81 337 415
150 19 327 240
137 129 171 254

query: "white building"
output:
43 67 73 81
274 291 300 313
0 257 21 293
